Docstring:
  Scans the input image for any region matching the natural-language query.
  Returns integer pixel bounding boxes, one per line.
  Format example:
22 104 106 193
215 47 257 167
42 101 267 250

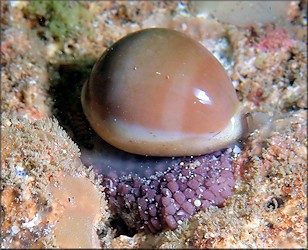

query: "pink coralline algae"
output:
257 27 296 52
98 149 236 233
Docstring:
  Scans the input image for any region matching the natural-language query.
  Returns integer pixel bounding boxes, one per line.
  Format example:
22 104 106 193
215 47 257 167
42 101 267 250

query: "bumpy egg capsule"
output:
81 28 243 156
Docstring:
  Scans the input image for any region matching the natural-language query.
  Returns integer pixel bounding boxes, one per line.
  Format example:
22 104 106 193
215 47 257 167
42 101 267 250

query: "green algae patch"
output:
22 1 93 42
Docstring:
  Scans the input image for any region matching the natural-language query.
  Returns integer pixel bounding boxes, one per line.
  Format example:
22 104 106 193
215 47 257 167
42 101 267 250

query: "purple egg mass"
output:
80 133 237 234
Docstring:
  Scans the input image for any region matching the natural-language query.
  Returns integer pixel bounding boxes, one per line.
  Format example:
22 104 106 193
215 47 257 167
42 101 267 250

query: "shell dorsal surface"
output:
82 28 243 156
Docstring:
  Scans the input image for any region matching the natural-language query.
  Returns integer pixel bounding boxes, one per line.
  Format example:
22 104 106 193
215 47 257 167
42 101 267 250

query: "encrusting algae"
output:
1 113 110 248
1 1 307 249
50 174 102 248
